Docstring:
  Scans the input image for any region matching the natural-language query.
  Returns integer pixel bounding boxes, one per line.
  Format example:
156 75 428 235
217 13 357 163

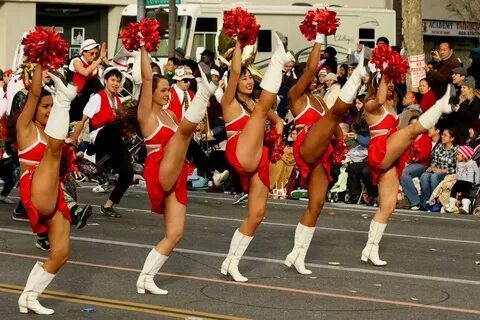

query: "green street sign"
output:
145 0 181 6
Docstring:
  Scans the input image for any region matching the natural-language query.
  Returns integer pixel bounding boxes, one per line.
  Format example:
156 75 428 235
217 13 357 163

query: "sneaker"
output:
410 205 420 210
290 189 308 200
232 193 248 205
92 185 108 193
12 209 29 222
0 195 15 204
99 205 122 218
213 170 230 187
35 236 50 251
73 204 93 229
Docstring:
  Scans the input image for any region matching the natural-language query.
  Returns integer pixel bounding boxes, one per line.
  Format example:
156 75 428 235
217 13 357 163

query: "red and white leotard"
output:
292 95 334 182
368 106 400 184
225 104 270 192
18 128 70 234
143 115 189 214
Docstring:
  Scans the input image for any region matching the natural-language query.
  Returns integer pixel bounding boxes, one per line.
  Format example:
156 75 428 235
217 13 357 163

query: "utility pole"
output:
168 0 176 58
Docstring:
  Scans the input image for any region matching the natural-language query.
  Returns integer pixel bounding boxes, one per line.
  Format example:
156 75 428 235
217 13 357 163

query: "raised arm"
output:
289 42 321 102
221 41 242 107
16 64 42 132
364 77 388 113
137 46 154 124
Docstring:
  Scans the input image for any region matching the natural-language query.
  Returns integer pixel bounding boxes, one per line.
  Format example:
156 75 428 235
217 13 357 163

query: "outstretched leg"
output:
160 64 218 190
236 33 294 172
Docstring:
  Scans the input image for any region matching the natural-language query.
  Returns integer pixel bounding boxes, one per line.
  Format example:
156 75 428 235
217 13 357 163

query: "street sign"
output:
145 0 181 6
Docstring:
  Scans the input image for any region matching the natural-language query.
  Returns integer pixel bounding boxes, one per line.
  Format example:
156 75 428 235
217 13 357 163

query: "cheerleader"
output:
361 73 453 266
135 45 218 294
17 64 77 314
219 34 292 282
284 33 368 274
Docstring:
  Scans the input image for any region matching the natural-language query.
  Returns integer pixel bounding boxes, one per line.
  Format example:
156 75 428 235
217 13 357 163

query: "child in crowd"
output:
446 145 480 213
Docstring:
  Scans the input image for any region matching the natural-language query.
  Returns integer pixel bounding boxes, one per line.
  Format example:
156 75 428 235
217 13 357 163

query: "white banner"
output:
408 54 426 88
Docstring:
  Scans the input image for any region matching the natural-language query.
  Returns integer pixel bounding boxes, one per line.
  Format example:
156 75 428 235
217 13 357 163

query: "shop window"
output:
258 30 271 52
359 28 375 48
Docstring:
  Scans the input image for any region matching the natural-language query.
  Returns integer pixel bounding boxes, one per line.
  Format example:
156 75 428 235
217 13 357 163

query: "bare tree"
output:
446 0 480 21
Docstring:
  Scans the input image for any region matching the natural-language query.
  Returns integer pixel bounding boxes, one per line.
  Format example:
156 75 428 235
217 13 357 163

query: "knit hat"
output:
457 145 474 160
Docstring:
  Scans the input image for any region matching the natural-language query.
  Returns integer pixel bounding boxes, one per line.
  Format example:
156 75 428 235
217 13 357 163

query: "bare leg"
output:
42 210 70 274
235 91 276 172
300 166 329 226
300 99 350 164
159 118 198 190
154 193 186 255
360 167 398 266
239 173 269 236
30 138 64 218
381 122 426 170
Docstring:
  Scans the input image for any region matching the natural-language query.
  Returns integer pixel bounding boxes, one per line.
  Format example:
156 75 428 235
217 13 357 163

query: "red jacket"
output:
419 90 436 113
168 87 194 121
72 57 98 93
398 133 432 173
90 90 121 130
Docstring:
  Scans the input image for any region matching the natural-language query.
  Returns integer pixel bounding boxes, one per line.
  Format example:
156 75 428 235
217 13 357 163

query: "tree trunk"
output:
402 0 424 89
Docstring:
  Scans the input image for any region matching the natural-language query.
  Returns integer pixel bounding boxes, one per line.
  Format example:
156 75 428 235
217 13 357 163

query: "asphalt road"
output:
0 183 479 320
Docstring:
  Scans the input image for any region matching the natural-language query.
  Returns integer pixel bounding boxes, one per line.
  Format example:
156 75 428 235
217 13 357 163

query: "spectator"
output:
199 49 220 72
399 116 432 210
425 41 461 99
323 73 341 109
150 62 161 74
164 56 180 86
398 91 422 129
418 78 436 112
445 145 480 213
344 96 376 205
322 46 337 74
451 66 467 97
316 68 328 98
166 66 195 121
348 63 358 78
419 128 458 209
337 63 348 86
467 48 480 88
453 76 480 144
466 118 480 149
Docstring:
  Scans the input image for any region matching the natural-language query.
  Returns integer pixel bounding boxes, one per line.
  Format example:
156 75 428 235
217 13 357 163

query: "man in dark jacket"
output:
425 41 461 99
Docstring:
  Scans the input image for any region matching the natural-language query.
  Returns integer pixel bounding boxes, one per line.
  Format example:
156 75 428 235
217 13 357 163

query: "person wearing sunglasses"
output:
68 39 106 95
165 66 195 121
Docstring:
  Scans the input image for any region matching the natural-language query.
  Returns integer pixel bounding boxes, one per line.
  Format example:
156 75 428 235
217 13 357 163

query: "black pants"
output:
450 180 473 199
95 125 133 204
0 157 16 197
346 160 377 197
186 140 215 179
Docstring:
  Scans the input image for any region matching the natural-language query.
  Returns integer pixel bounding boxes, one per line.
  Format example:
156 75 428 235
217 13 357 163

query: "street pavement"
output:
0 183 479 319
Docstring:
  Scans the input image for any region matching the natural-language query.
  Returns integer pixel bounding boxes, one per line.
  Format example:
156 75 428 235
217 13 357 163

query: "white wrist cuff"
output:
315 33 325 44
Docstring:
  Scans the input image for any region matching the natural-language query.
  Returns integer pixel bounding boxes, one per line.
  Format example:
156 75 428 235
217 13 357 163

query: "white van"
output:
118 2 396 68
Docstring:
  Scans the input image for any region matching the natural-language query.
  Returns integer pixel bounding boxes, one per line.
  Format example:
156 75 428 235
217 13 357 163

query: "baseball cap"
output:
452 67 467 76
100 67 125 85
81 39 100 52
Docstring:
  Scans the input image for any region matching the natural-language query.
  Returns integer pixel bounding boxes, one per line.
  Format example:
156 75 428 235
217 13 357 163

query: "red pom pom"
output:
60 145 78 183
184 160 196 177
264 127 285 163
329 137 348 166
405 144 421 165
119 18 161 53
299 8 340 40
371 44 409 83
22 27 68 70
223 7 261 48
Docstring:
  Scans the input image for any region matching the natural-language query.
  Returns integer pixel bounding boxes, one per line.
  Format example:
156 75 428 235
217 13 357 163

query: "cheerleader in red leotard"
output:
361 72 453 266
219 34 292 282
135 45 217 295
17 64 78 314
284 32 368 275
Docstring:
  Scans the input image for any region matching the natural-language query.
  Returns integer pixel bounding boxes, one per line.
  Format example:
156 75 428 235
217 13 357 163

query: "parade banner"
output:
408 54 426 88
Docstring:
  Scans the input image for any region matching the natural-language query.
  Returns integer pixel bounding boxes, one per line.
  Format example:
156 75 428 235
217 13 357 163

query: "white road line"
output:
1 227 479 286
